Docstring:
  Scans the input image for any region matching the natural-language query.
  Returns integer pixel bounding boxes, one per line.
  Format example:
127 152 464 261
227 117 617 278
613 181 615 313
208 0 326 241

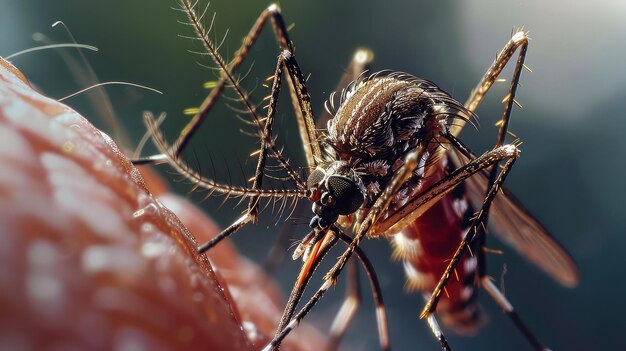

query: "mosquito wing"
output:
449 148 579 287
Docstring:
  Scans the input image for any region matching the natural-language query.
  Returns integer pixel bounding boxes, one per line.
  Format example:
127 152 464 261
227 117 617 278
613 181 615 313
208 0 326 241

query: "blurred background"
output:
3 0 625 350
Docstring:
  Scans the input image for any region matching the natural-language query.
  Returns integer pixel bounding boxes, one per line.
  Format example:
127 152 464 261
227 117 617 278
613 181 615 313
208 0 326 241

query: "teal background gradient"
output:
3 1 625 350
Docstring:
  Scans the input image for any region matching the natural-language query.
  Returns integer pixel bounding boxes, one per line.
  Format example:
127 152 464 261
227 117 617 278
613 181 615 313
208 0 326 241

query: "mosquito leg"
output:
325 258 361 351
490 31 528 147
134 3 308 190
279 49 322 167
262 47 374 274
445 30 528 201
426 312 451 351
197 213 254 253
245 49 285 215
167 3 291 158
325 233 391 351
143 106 307 253
336 232 391 351
476 33 528 290
144 113 307 201
444 30 528 202
270 145 425 351
449 31 529 137
480 277 549 351
440 38 552 350
476 31 528 204
271 228 339 351
267 143 518 349
420 156 517 319
134 2 321 174
371 143 520 236
199 38 303 252
267 231 390 351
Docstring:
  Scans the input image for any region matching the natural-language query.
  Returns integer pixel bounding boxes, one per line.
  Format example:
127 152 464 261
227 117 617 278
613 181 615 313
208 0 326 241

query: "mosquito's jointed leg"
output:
197 213 254 254
440 34 550 349
326 258 361 351
372 144 520 236
195 47 297 252
444 30 529 205
279 50 321 167
445 30 528 192
491 31 528 149
142 87 307 253
266 142 519 349
271 228 338 351
268 146 425 350
475 31 528 202
135 3 309 190
451 31 529 137
246 50 285 213
263 47 374 274
481 277 549 351
267 231 390 351
420 156 518 319
426 313 451 351
170 3 293 157
328 233 390 351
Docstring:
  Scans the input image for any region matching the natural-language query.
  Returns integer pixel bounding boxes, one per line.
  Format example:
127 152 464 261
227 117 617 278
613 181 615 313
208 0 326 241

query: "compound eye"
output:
326 175 364 215
307 168 326 189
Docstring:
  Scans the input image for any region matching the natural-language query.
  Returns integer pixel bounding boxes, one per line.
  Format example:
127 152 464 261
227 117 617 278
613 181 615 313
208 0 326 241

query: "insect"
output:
135 1 579 350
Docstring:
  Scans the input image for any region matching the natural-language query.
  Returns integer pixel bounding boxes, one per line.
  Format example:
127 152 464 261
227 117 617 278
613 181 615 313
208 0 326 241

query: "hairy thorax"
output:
323 73 466 217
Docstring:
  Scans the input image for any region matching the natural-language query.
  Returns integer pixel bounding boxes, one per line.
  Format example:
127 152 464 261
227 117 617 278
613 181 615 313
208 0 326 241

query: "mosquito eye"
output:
307 168 326 189
326 176 364 215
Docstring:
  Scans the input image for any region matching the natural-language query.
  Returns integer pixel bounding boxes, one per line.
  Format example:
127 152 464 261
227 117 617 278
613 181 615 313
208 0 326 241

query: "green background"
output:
3 0 625 350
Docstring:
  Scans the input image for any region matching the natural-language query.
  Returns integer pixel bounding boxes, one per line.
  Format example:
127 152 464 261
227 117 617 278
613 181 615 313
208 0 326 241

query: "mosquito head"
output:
306 161 365 229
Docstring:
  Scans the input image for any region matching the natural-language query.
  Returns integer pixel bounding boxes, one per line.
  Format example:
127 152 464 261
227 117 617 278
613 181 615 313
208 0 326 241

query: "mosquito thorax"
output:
327 73 444 161
306 161 366 229
323 72 464 212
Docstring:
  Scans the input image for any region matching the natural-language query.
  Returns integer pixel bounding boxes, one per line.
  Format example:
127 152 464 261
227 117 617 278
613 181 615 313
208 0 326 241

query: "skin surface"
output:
0 57 323 351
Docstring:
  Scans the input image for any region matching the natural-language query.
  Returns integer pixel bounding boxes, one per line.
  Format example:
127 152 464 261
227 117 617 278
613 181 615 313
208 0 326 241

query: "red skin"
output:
0 58 323 351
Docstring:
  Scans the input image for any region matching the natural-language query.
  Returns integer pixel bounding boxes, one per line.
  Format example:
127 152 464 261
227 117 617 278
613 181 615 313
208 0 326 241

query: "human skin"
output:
0 57 323 351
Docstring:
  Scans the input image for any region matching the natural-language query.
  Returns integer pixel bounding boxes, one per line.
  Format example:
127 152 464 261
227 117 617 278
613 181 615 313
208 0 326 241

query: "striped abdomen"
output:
392 155 484 334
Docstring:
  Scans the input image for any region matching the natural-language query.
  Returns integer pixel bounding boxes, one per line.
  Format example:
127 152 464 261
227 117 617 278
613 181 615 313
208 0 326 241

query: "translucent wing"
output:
449 148 579 287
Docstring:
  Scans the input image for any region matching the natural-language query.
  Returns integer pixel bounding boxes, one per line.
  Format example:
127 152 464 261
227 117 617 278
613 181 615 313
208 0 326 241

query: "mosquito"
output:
135 1 579 350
